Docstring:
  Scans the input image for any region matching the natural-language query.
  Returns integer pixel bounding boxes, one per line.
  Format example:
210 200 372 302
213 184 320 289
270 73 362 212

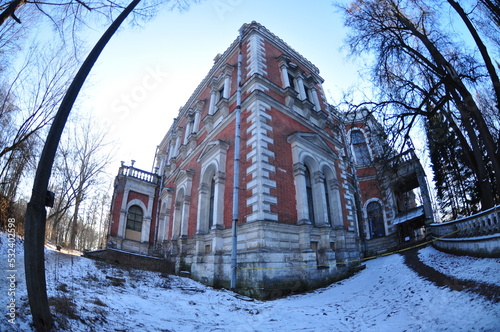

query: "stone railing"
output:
387 149 417 168
430 205 500 238
429 205 500 257
119 166 160 185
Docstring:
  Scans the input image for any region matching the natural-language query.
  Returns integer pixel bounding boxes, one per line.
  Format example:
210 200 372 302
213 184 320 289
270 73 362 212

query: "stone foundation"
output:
107 236 150 256
163 220 361 299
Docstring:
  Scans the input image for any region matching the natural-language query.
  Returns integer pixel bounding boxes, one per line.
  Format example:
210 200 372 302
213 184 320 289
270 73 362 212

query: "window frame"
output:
366 200 386 238
351 130 371 166
126 205 143 232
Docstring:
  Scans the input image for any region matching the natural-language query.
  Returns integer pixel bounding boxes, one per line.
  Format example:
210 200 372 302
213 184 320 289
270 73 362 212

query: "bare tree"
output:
13 0 198 328
337 0 500 210
45 114 113 250
59 116 113 249
0 44 77 204
24 1 143 329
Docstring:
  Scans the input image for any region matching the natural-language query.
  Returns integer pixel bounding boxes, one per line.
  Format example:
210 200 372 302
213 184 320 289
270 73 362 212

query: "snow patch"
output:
1 233 499 331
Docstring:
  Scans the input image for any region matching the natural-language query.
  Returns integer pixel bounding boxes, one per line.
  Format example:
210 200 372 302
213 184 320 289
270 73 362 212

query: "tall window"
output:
323 180 332 225
126 205 143 232
173 190 185 239
218 86 225 101
351 131 371 166
305 166 315 225
288 73 296 90
367 201 385 238
208 177 215 229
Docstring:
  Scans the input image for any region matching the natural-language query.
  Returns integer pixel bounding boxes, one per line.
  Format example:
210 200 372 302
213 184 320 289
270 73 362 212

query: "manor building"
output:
107 22 433 297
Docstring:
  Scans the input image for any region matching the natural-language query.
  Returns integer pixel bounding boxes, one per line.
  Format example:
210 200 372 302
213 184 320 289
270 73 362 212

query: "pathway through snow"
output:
1 234 499 331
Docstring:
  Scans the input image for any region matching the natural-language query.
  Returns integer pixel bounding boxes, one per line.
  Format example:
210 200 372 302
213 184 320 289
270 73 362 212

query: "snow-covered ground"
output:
1 232 499 331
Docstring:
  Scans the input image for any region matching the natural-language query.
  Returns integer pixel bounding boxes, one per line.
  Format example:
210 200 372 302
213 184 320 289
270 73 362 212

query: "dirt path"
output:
401 247 500 303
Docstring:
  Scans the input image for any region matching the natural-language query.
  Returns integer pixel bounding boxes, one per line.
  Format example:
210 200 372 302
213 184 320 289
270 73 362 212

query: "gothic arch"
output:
196 140 228 233
123 199 149 242
321 164 343 227
364 198 386 239
289 132 340 227
197 162 225 233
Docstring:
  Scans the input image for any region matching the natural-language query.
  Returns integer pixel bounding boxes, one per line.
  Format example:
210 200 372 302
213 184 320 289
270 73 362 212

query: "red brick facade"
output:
107 22 433 297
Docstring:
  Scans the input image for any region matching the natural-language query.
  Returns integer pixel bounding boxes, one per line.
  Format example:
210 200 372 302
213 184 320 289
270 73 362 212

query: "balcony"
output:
118 165 160 185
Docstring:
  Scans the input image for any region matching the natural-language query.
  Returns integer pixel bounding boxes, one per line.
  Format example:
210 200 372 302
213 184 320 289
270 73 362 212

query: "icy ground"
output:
1 233 499 331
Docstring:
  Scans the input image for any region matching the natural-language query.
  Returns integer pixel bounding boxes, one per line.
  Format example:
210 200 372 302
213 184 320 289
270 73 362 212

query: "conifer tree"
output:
426 112 480 220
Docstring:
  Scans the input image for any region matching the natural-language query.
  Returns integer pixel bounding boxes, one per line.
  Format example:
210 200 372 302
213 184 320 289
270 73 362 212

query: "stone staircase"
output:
364 233 400 257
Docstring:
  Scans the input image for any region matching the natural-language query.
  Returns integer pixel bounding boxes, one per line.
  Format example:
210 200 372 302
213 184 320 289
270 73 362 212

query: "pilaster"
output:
245 100 278 222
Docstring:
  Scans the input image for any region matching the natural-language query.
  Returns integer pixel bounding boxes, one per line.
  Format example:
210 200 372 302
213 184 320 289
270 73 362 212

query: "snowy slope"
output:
1 233 499 332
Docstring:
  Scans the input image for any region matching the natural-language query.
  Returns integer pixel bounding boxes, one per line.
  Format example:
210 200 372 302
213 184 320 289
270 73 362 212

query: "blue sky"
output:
83 0 365 172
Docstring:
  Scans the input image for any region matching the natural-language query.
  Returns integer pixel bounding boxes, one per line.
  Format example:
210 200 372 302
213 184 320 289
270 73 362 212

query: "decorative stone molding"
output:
245 100 277 222
246 33 267 78
288 132 342 228
196 140 229 233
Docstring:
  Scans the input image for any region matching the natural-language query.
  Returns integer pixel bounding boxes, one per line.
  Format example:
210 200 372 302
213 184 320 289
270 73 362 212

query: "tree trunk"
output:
0 0 26 26
395 10 500 207
68 197 81 250
24 1 141 330
447 0 500 114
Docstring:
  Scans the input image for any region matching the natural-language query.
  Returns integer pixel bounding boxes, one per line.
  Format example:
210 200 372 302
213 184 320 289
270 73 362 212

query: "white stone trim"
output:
288 132 341 227
196 140 229 232
172 170 194 239
246 34 267 78
363 198 387 239
245 100 277 222
123 198 150 243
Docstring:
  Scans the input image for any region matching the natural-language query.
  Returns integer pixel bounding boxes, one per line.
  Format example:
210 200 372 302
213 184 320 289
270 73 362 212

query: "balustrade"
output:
119 165 160 184
429 205 500 239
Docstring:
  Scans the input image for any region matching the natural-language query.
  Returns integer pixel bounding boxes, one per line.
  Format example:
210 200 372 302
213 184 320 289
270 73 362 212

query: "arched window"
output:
196 140 229 233
127 205 143 231
305 165 315 225
367 201 385 238
126 205 143 241
173 189 185 239
351 130 371 166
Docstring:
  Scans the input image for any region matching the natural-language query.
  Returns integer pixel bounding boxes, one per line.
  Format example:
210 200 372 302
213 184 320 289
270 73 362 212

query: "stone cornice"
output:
175 21 324 128
241 22 322 79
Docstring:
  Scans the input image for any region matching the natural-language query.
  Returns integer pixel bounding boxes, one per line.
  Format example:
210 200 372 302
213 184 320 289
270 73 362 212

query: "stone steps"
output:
364 233 399 256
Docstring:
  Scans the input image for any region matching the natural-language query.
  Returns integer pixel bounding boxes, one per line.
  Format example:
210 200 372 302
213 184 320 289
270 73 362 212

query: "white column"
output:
167 138 174 161
280 64 290 88
315 172 330 227
213 172 225 229
196 184 208 233
118 189 130 237
223 75 230 99
311 87 321 111
208 88 217 115
173 135 180 157
183 122 191 145
180 196 190 237
163 192 173 240
193 111 201 134
172 201 181 239
142 195 155 242
293 163 310 224
297 76 307 100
